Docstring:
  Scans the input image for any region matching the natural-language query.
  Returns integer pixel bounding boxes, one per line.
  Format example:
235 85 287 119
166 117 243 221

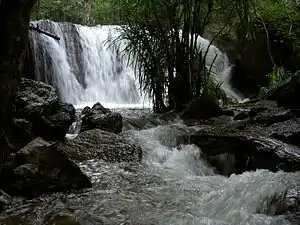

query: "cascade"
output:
29 20 148 108
29 20 242 108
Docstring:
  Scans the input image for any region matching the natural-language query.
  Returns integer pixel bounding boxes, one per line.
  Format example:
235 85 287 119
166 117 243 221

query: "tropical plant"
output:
267 66 293 88
112 0 265 112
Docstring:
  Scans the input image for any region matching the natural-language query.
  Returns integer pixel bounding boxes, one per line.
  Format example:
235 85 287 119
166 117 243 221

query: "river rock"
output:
81 102 122 134
0 138 91 198
15 78 76 141
58 129 142 162
0 190 11 211
267 70 300 108
259 185 300 224
263 119 300 147
180 94 222 121
8 118 34 152
189 126 300 174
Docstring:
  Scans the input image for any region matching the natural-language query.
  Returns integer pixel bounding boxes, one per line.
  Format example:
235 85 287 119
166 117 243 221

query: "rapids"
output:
1 109 299 225
7 20 297 224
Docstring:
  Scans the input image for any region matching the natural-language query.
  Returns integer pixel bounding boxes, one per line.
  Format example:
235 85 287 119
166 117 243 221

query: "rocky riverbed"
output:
0 77 299 224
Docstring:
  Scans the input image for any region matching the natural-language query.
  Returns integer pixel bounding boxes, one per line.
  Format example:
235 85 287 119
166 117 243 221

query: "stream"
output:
1 107 300 225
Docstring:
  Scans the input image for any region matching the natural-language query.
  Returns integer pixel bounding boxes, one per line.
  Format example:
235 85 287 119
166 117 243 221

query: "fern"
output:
267 66 292 88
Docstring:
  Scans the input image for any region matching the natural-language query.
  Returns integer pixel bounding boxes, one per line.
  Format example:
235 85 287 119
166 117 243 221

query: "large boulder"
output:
188 126 300 174
259 185 300 224
15 78 76 141
268 71 300 108
251 118 300 148
0 190 11 211
0 138 91 198
58 129 142 163
180 94 222 121
80 102 122 134
8 118 34 152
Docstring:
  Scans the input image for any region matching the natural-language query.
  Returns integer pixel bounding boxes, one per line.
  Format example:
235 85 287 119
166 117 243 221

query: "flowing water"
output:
1 118 300 224
29 20 149 107
29 20 242 107
6 20 297 224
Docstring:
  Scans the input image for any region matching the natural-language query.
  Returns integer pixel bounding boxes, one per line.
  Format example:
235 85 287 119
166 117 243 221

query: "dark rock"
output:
221 109 235 117
43 214 81 225
9 118 34 152
230 30 300 97
233 111 250 120
259 185 300 224
0 216 29 225
92 102 111 113
264 119 300 147
81 106 91 116
0 138 91 198
42 103 76 140
153 124 197 148
123 117 162 131
15 78 76 141
0 190 11 211
268 71 300 108
189 126 300 174
58 129 142 163
181 94 222 121
228 100 300 125
204 153 237 176
81 102 122 134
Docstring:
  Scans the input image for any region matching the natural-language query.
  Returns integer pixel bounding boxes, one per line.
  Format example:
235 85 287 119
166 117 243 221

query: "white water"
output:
3 121 298 224
77 123 299 225
29 20 243 108
195 36 243 101
29 21 148 108
23 21 300 224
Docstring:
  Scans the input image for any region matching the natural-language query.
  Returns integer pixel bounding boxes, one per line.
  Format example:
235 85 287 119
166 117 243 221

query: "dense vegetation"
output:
32 0 300 112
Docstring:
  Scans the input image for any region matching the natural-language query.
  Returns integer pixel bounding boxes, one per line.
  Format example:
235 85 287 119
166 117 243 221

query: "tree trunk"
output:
0 0 37 165
83 0 93 25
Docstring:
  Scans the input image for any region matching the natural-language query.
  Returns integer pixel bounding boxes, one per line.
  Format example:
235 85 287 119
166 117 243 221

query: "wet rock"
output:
92 102 111 113
228 100 300 125
43 214 80 225
233 111 251 120
266 119 300 147
189 126 300 174
268 71 300 108
0 215 30 225
81 102 122 134
0 138 91 198
0 190 11 211
9 118 34 152
260 185 300 224
123 116 163 131
204 153 237 176
154 124 198 148
81 106 92 115
58 129 142 162
181 94 222 121
15 78 76 141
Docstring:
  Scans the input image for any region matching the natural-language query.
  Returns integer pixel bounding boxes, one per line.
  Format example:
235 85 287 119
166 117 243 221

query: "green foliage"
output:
32 0 85 24
113 0 260 112
267 66 292 88
253 0 300 52
32 0 120 25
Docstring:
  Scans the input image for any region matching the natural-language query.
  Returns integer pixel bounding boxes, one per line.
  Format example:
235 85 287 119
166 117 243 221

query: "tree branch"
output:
29 24 60 40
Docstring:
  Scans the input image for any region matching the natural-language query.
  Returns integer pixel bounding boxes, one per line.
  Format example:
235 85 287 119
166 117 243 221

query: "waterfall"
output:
29 20 243 108
195 36 244 101
29 20 148 108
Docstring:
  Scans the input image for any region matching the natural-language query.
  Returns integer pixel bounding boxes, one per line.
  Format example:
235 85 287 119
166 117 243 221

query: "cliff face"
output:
0 0 37 164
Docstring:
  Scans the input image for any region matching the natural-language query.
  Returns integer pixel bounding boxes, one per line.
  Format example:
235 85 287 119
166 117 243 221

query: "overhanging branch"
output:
29 24 60 40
